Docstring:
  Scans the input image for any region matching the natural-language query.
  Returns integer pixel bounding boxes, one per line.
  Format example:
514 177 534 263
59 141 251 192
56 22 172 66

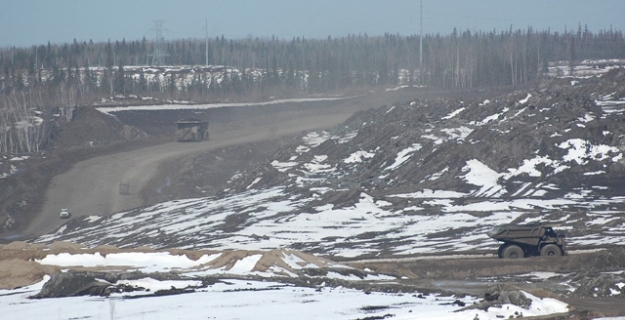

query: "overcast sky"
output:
1 0 623 47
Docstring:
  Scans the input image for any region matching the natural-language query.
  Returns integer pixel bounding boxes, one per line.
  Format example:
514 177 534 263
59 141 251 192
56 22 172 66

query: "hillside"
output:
1 66 625 320
32 68 625 259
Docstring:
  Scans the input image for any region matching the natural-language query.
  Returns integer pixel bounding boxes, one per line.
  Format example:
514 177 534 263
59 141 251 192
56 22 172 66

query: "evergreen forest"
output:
0 26 624 153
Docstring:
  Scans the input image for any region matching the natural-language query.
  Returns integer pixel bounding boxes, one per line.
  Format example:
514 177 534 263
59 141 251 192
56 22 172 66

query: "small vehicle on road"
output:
60 208 71 219
487 224 566 259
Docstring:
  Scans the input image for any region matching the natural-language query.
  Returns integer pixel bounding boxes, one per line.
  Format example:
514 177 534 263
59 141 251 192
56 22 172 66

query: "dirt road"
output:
24 91 422 238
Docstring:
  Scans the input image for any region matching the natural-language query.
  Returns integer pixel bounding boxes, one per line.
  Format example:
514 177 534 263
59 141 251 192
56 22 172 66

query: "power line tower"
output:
419 0 423 84
204 18 209 66
149 20 168 66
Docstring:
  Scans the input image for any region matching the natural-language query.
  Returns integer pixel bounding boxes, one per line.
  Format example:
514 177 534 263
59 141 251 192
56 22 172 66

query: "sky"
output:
0 0 623 47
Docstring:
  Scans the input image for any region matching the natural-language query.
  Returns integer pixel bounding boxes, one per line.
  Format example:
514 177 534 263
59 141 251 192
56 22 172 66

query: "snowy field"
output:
0 276 568 320
0 250 571 320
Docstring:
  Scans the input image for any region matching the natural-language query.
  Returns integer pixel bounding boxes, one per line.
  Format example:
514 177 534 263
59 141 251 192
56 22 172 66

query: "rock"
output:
32 271 114 298
572 273 625 298
484 284 531 308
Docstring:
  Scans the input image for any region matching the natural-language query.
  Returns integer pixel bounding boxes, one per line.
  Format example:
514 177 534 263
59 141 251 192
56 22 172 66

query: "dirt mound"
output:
221 69 625 202
581 247 625 271
48 241 84 251
141 138 289 204
1 241 45 250
571 273 625 298
53 107 148 150
253 249 331 273
0 259 59 290
195 249 334 274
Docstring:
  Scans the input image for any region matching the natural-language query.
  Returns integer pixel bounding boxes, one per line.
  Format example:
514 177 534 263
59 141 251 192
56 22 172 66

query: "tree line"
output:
0 26 624 153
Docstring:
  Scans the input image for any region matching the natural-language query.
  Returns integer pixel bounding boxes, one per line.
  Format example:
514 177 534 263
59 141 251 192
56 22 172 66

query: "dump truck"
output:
487 224 566 259
176 118 209 142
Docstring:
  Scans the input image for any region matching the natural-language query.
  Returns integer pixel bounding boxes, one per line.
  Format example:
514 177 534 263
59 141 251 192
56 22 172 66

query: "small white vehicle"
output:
60 208 71 219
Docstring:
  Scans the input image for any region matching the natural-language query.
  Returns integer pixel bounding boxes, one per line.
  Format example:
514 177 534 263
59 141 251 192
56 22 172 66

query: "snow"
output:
525 272 561 280
271 160 298 172
579 113 595 123
558 139 621 165
505 155 556 178
246 177 262 189
428 166 449 181
9 156 30 161
391 189 466 199
302 155 335 175
38 252 220 273
343 150 375 163
441 107 465 120
440 126 473 141
0 275 524 320
0 267 570 320
97 97 348 114
113 277 203 295
584 171 605 176
302 131 330 148
519 93 532 104
384 143 421 170
226 254 263 273
462 159 506 197
477 112 502 125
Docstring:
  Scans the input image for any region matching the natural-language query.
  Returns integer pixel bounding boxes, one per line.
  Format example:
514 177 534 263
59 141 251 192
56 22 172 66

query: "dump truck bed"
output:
487 225 546 246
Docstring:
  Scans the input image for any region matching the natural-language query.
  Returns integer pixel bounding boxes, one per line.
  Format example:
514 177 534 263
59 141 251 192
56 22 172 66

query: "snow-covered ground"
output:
0 250 570 320
0 276 568 320
548 59 625 78
33 181 625 257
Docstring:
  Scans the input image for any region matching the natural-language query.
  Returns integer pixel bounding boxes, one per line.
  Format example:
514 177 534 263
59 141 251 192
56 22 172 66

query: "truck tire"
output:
497 244 507 258
502 245 524 259
540 244 562 257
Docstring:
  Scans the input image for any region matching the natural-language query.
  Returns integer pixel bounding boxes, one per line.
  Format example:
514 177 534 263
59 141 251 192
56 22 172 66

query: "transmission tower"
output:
419 0 423 84
205 18 209 66
150 20 168 66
